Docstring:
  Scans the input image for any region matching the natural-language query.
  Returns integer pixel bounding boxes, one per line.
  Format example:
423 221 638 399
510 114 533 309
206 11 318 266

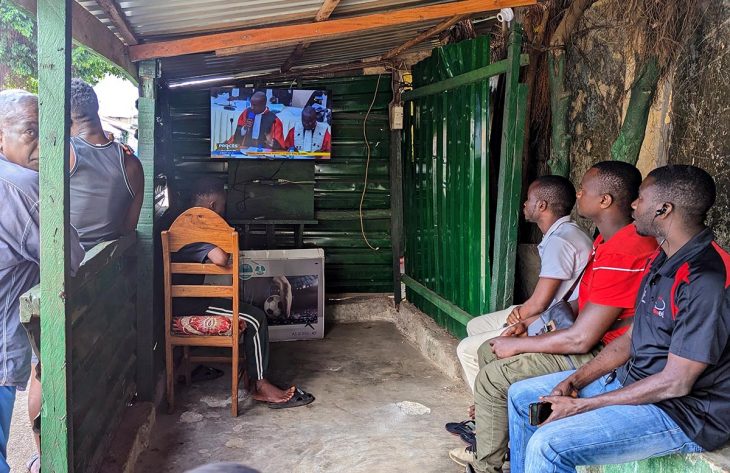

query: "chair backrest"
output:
161 207 240 334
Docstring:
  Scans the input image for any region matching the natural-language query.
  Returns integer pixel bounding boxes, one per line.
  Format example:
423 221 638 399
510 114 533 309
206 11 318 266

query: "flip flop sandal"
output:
178 365 225 384
459 430 476 447
445 419 475 436
267 387 315 409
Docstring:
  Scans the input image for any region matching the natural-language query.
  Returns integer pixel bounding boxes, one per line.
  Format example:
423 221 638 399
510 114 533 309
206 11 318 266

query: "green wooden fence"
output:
22 238 139 473
163 76 394 292
403 27 528 337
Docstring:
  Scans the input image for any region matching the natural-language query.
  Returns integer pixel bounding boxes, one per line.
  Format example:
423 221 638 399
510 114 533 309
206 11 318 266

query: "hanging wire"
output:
359 74 383 251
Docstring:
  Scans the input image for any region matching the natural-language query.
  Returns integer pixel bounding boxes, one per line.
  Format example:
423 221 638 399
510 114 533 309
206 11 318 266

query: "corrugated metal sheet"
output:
164 76 394 292
78 0 452 40
76 0 494 83
404 36 493 337
160 21 442 82
162 46 297 81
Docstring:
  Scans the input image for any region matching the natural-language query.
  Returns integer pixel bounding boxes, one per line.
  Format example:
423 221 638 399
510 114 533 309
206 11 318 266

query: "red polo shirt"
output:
577 223 659 344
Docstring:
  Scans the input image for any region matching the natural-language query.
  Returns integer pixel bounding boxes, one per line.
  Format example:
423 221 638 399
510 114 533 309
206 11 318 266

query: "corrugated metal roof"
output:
77 0 498 82
79 0 453 40
160 20 447 83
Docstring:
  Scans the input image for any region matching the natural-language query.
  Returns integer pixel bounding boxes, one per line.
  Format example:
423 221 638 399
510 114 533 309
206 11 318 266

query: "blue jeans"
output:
0 386 16 473
507 370 703 473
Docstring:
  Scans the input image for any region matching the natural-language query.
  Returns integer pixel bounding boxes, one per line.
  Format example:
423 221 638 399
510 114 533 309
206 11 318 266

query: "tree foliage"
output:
0 0 125 92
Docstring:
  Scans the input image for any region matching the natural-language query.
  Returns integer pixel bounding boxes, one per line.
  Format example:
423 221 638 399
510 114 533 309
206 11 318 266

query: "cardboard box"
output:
240 249 324 342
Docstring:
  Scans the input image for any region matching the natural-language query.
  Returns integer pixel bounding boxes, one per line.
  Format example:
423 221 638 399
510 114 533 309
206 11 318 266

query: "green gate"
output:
402 26 528 337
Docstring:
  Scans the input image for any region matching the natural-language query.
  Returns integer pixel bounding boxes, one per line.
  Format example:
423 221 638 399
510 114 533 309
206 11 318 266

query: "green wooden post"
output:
490 23 525 312
37 0 73 471
136 60 159 400
547 51 571 177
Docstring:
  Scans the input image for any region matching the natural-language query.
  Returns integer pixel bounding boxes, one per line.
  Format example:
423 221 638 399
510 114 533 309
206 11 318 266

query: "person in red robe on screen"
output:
284 106 331 153
227 91 285 149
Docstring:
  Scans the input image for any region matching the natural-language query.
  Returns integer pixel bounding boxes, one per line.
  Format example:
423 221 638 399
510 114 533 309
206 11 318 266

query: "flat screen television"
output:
211 86 332 160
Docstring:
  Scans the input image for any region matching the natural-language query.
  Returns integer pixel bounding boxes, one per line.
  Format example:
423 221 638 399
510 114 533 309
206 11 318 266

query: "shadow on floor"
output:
134 322 471 473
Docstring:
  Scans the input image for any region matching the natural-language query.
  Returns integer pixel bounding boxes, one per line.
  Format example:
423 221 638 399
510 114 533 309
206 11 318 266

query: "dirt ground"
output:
7 385 36 472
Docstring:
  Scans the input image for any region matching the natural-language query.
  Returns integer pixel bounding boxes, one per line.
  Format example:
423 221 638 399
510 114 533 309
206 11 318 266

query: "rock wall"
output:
560 0 729 246
666 0 730 247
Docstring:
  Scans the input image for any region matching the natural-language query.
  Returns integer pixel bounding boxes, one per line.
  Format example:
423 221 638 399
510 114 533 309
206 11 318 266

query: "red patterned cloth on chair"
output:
171 315 245 337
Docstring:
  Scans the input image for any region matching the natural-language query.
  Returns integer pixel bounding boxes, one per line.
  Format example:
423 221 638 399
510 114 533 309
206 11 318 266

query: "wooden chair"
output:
161 207 242 416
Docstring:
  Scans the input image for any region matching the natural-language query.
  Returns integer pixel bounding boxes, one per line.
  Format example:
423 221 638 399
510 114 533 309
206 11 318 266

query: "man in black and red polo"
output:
507 164 730 473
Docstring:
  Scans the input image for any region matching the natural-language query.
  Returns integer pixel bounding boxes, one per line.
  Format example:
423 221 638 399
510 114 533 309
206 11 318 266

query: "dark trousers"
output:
206 301 270 381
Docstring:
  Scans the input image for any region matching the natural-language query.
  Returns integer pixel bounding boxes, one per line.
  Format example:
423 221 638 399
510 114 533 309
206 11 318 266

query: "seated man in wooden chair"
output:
173 177 314 408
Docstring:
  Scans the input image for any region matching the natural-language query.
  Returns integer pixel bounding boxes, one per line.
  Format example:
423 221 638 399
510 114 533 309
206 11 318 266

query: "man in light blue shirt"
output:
456 176 593 391
0 89 84 472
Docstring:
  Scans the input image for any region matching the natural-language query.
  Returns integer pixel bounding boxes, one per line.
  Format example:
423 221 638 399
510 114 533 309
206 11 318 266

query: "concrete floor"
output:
134 322 472 473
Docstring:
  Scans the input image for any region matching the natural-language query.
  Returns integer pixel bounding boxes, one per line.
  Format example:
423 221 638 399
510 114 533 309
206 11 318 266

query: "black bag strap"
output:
561 258 591 302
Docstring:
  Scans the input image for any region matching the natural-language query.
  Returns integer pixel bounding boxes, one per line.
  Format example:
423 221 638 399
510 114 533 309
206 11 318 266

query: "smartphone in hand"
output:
528 401 553 426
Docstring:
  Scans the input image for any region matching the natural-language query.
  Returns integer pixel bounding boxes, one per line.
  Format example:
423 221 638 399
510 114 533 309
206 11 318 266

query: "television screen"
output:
211 86 332 160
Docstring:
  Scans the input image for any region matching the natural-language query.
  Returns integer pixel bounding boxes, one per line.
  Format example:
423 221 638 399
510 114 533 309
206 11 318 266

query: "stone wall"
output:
561 0 730 246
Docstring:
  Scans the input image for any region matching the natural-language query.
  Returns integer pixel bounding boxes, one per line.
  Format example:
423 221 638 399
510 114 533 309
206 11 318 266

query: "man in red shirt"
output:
227 91 285 150
451 161 658 473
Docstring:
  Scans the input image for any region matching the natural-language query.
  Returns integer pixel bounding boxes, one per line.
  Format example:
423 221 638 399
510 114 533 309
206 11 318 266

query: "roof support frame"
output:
129 0 536 62
280 0 342 73
380 15 467 60
93 0 139 46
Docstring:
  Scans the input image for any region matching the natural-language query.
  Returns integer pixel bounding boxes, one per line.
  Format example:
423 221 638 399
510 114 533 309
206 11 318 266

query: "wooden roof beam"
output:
129 0 536 62
280 0 342 73
94 0 139 46
10 0 138 82
381 14 467 60
314 0 342 21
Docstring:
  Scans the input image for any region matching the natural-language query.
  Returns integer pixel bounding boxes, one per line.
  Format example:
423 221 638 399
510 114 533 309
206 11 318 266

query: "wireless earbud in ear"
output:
655 206 668 216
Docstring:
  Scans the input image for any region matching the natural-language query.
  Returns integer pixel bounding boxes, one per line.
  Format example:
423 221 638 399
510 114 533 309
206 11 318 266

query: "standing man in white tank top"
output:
456 176 593 393
25 79 144 472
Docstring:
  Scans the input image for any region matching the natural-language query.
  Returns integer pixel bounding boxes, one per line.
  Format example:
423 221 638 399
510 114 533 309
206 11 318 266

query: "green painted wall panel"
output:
165 76 393 292
404 37 492 338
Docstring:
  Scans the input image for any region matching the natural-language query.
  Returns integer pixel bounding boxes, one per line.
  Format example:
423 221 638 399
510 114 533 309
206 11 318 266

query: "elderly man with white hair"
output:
0 89 85 472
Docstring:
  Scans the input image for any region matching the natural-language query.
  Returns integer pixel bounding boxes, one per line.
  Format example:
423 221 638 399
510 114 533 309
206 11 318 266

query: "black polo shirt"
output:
617 228 730 451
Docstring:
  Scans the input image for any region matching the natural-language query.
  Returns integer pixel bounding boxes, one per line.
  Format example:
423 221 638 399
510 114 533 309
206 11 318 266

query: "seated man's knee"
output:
465 317 481 336
526 427 560 463
507 379 533 406
241 303 267 328
477 340 496 364
456 337 472 361
473 363 501 397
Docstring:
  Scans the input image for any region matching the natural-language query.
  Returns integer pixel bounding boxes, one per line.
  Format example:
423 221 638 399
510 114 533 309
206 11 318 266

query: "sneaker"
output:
449 444 476 467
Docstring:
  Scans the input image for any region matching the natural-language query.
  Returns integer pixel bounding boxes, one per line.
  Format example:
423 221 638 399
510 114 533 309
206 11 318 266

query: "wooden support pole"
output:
130 0 536 61
547 0 595 176
37 0 73 471
389 72 404 308
490 23 526 311
315 0 342 21
381 15 465 60
135 59 159 401
93 0 138 45
279 0 343 71
402 275 473 326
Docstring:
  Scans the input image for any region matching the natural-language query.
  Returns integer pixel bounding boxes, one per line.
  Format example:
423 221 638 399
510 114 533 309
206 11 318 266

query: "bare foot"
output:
251 379 295 403
468 404 475 419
